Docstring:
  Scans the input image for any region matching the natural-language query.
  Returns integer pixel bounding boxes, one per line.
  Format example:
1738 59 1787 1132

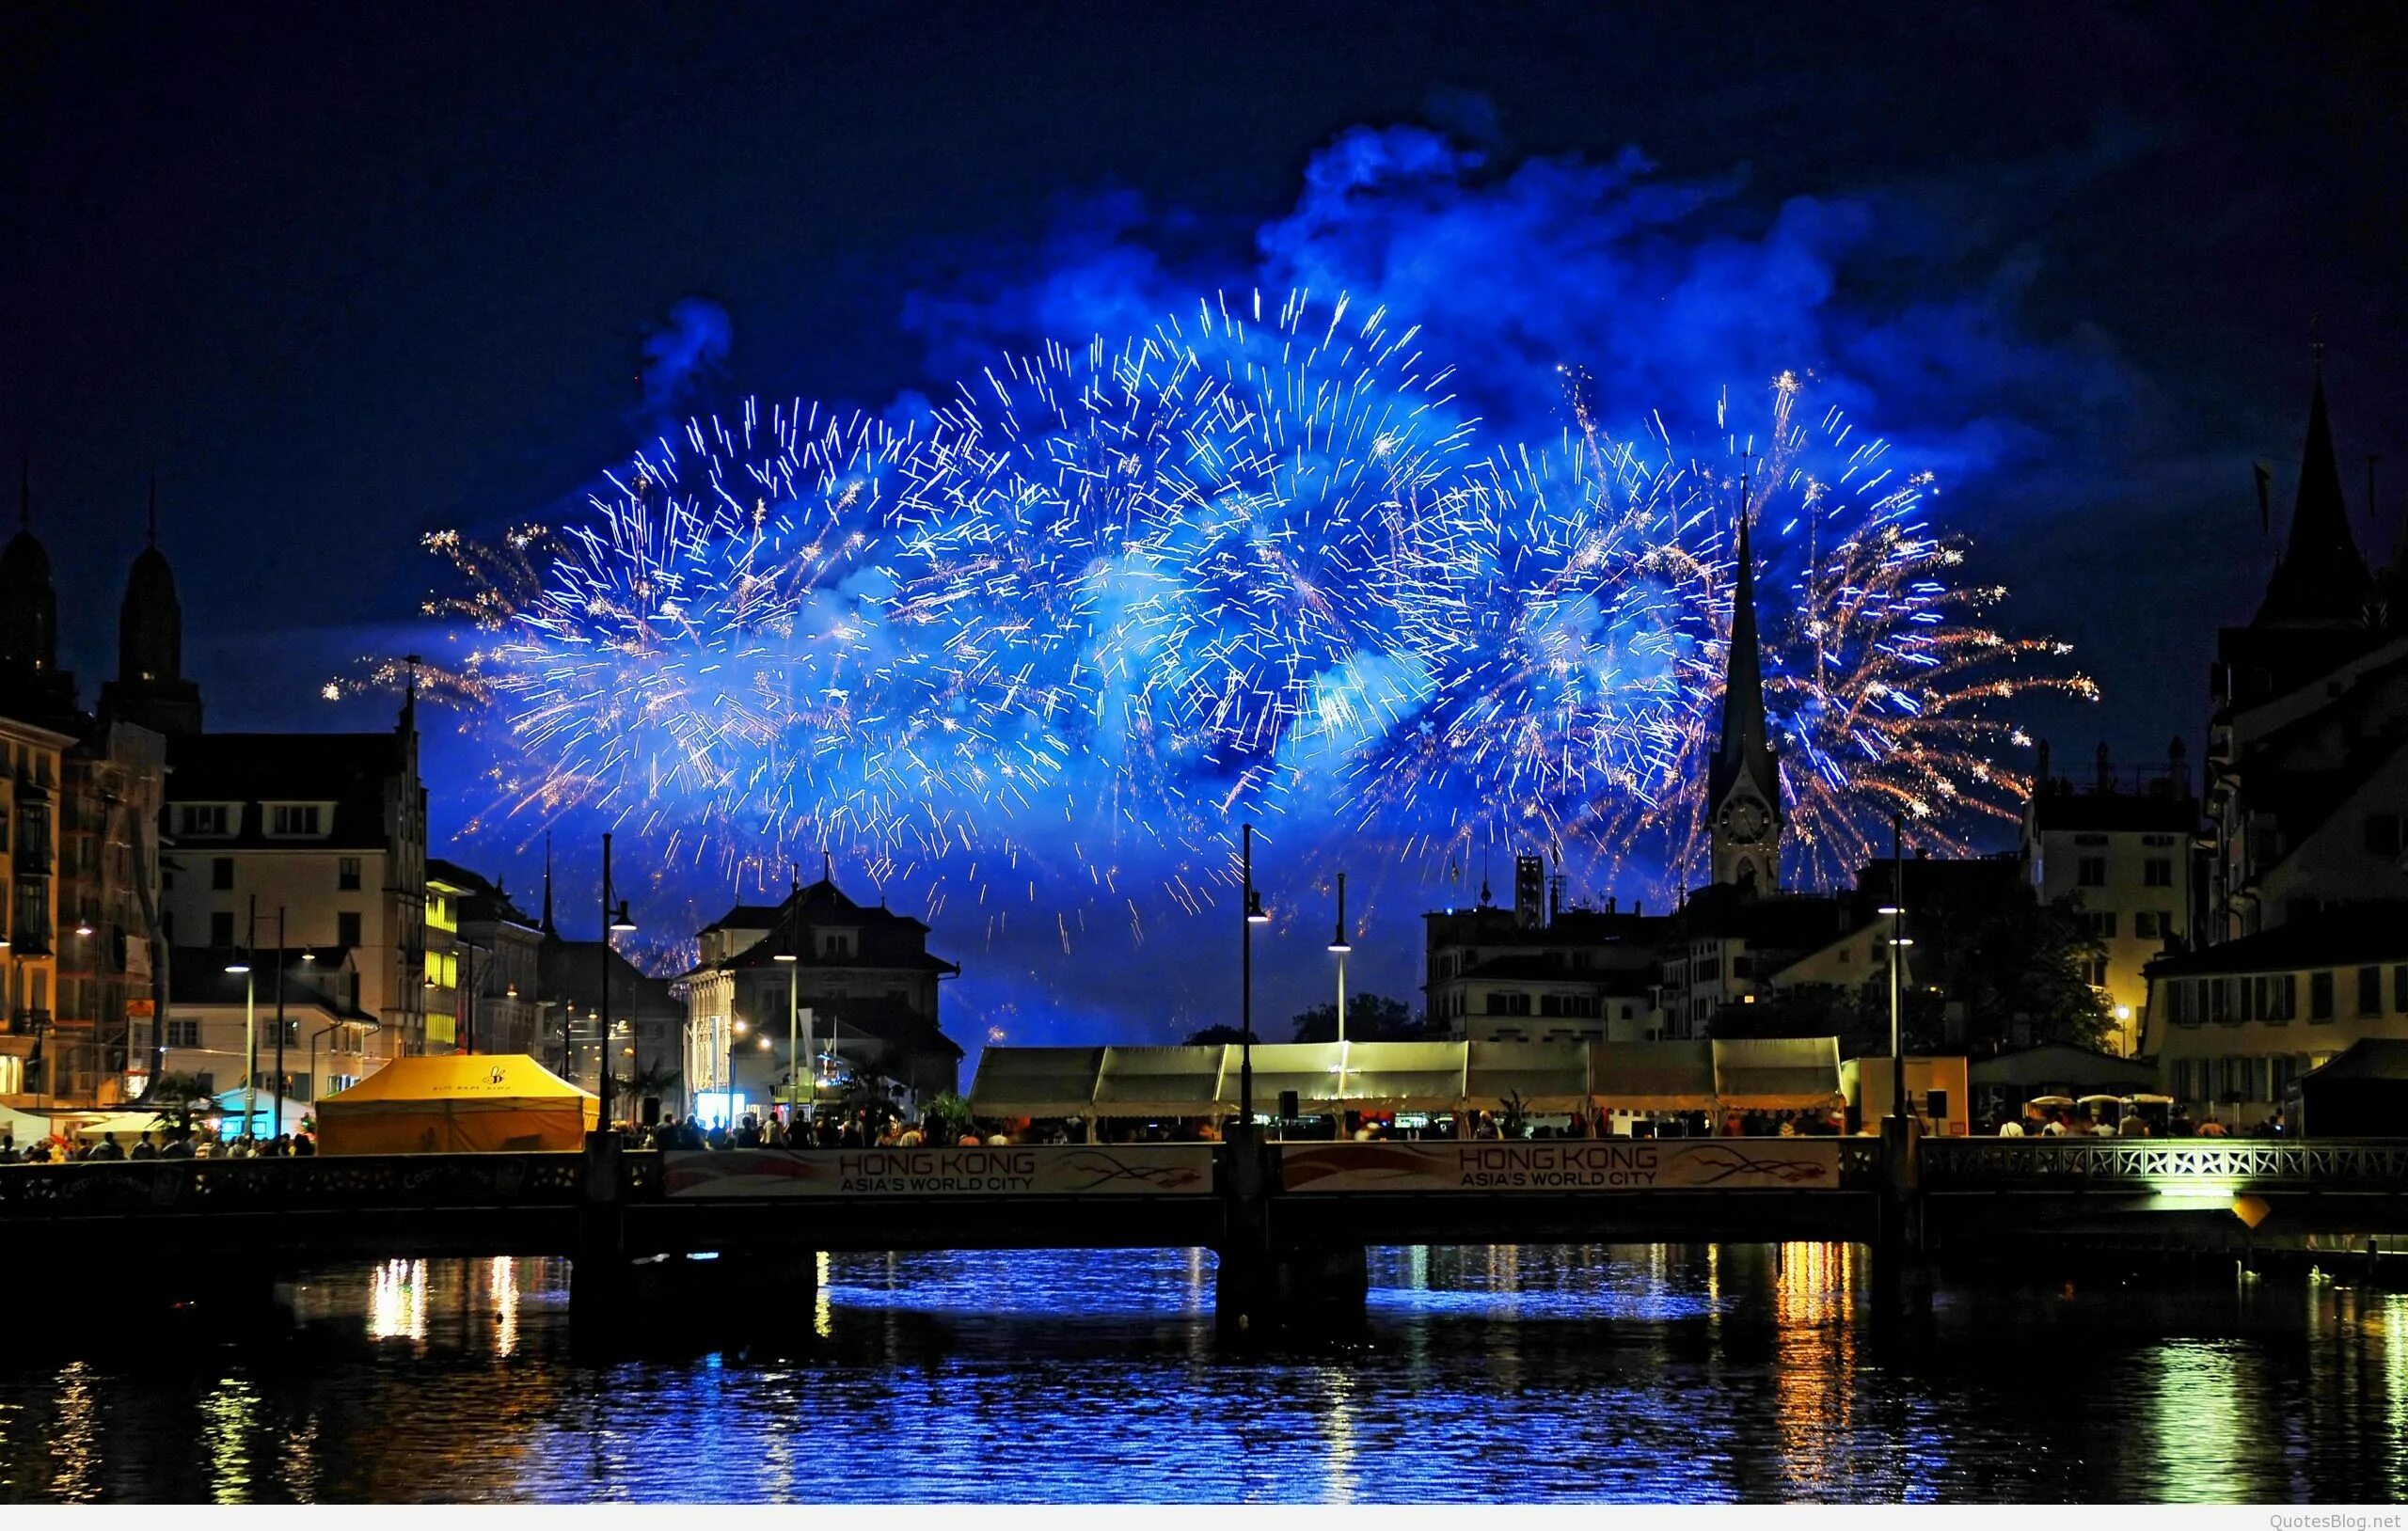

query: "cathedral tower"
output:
1708 502 1782 892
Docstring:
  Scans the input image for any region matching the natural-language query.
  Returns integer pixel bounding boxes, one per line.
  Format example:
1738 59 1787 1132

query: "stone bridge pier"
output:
1212 1133 1370 1340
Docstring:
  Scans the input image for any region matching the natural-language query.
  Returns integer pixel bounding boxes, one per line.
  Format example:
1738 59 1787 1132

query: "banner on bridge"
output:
662 1145 1214 1198
1280 1139 1846 1193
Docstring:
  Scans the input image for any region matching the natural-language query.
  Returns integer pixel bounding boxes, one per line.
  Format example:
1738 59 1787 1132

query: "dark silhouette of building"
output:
99 475 204 738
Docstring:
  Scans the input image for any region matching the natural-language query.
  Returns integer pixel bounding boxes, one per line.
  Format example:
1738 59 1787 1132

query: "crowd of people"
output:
1988 1108 2286 1139
0 1128 319 1162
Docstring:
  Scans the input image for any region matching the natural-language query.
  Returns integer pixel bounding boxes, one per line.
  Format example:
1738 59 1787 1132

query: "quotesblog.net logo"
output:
2269 1515 2400 1530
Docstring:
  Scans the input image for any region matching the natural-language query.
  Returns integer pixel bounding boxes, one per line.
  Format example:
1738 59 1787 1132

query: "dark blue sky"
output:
7 2 2405 1042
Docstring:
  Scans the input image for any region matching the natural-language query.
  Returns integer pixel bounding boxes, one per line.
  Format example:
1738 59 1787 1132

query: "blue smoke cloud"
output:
900 111 2151 528
640 296 735 417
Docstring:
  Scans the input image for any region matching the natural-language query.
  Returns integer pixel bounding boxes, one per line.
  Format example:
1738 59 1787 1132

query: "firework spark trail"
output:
362 296 2093 931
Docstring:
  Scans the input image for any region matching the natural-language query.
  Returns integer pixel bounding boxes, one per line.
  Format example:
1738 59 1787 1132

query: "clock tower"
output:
1708 504 1783 893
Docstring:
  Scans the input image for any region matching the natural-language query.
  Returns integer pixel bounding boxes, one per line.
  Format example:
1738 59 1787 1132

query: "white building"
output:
2021 742 2199 1056
156 945 397 1124
2144 910 2408 1129
158 700 429 1052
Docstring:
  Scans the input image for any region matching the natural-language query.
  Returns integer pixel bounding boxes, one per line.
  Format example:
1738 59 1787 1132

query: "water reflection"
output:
200 1374 258 1504
0 1245 2401 1503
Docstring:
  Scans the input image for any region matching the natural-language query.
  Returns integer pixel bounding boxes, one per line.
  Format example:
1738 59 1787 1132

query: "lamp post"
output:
1240 822 1269 1129
597 832 635 1134
1880 812 1910 1125
1328 870 1351 1046
775 922 800 1121
244 895 259 1139
225 923 253 1144
273 906 289 1144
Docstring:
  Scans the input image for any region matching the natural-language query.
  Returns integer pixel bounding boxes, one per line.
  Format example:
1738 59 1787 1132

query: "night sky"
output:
8 3 2405 1048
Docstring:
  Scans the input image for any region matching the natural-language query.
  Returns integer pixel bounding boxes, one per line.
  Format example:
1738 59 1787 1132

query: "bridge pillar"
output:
1871 1115 1932 1326
569 1132 630 1337
1213 1132 1368 1341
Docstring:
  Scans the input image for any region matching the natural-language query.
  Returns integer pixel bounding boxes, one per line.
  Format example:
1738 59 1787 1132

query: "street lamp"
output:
775 924 801 1121
227 896 256 1143
1882 811 1908 1127
1327 870 1352 1046
1240 822 1270 1130
597 832 635 1137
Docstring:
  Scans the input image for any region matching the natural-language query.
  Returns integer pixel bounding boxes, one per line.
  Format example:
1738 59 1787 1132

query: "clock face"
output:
1726 798 1769 844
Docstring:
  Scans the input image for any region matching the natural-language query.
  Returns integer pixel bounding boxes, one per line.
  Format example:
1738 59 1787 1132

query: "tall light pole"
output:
1879 812 1911 1125
225 925 253 1143
244 895 258 1138
1328 871 1351 1045
273 906 289 1142
1241 822 1269 1128
597 832 635 1134
774 900 802 1121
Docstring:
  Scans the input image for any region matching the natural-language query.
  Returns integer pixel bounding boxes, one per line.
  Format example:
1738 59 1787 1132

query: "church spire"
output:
540 831 556 937
1707 482 1783 892
2256 350 2373 627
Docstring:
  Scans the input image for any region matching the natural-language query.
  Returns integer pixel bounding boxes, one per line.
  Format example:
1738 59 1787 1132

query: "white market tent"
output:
969 1038 1846 1121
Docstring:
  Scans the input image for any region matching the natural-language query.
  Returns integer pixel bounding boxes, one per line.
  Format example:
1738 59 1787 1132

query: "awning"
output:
1338 1041 1468 1111
1218 1043 1348 1113
1714 1038 1844 1109
1092 1045 1227 1119
1465 1041 1591 1112
1590 1041 1718 1111
967 1046 1101 1118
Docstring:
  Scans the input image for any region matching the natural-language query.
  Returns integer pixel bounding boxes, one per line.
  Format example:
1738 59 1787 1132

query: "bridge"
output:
2 1136 2401 1336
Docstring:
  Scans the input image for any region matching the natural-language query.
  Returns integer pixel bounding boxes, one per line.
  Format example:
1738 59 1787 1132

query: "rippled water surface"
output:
2 1244 2403 1503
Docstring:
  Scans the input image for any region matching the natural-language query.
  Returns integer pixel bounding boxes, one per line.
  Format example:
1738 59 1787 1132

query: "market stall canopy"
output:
967 1046 1102 1119
1091 1045 1225 1119
1339 1041 1468 1111
2289 1040 2408 1137
1590 1041 1718 1112
1969 1043 2157 1099
1714 1038 1845 1109
1466 1041 1591 1112
1221 1043 1348 1113
316 1054 597 1155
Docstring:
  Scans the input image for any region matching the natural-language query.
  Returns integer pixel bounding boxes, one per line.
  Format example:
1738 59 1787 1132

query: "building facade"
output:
2204 367 2408 941
157 703 429 1053
679 868 962 1115
156 945 396 1122
1422 864 1661 1043
2144 911 2408 1129
430 859 543 1057
0 715 71 1107
2020 742 2199 1056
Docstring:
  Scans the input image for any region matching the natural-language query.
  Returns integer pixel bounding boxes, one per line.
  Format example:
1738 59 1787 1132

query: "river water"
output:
0 1243 2401 1503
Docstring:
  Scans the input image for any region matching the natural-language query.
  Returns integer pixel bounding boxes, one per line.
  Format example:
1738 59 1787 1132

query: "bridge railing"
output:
1922 1138 2408 1191
0 1151 592 1215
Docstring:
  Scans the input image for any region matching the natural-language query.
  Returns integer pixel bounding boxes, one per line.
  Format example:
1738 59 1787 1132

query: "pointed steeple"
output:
1708 492 1783 891
1711 501 1780 808
2256 356 2373 627
0 456 62 685
540 832 556 937
101 469 205 735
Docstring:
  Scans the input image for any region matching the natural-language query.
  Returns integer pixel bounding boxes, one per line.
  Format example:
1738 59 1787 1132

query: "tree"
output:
1718 891 2111 1057
1183 1024 1246 1046
1290 992 1422 1043
613 1061 681 1114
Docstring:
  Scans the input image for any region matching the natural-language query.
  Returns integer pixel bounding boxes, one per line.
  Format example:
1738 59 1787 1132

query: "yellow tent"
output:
316 1054 598 1155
